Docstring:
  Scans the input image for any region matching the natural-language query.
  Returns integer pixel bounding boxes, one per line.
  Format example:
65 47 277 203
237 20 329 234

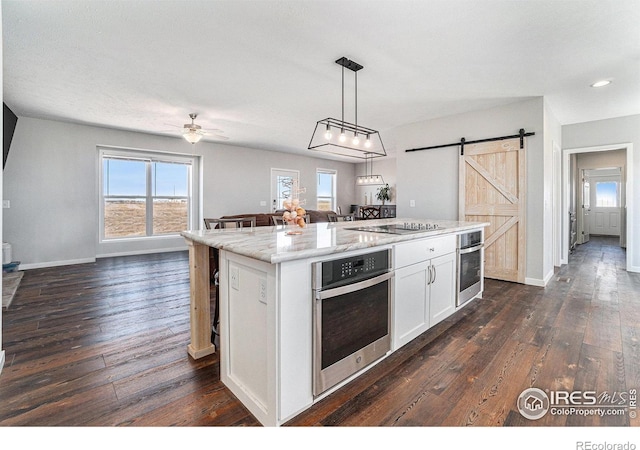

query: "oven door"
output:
313 271 392 397
457 244 483 306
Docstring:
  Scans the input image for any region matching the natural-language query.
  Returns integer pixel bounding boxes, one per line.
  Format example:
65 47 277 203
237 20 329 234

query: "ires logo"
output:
549 390 628 406
517 388 635 420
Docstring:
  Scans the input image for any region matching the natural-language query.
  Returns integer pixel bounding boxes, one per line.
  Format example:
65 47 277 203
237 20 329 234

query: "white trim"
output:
525 269 555 287
0 350 4 377
561 142 635 272
96 246 187 259
97 146 201 251
19 257 96 270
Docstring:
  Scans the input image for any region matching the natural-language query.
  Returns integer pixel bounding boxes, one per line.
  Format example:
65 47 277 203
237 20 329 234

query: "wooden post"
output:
186 240 216 359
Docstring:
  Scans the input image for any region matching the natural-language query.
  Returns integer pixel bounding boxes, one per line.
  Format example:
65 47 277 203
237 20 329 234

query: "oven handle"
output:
315 271 393 300
458 244 483 255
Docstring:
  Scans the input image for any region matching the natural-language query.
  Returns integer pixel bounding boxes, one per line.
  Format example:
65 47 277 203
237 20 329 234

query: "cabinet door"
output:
393 261 430 350
428 252 457 327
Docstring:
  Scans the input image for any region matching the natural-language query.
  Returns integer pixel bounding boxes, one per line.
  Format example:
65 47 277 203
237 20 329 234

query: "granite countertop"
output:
180 218 489 264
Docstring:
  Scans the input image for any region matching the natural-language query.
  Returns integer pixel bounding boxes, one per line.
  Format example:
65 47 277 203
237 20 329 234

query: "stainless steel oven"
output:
312 249 393 397
457 230 483 307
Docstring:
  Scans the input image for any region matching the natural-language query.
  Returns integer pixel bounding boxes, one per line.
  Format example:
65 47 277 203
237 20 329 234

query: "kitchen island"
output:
181 218 487 426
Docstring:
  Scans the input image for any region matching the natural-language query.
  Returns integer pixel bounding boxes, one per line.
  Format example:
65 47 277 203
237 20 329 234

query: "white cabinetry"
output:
393 235 457 350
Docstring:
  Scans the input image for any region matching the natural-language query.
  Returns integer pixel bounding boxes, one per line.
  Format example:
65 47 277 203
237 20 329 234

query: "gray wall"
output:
389 97 553 285
3 117 356 268
563 114 640 271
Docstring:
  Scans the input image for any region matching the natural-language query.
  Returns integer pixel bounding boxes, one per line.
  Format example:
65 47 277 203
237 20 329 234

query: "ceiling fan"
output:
165 113 229 144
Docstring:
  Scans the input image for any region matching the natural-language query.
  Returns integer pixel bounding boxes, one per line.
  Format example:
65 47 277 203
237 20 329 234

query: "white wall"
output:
562 114 640 272
3 117 356 268
543 100 562 279
390 97 550 285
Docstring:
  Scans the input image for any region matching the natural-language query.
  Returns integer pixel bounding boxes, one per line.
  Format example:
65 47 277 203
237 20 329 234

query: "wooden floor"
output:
1 236 639 427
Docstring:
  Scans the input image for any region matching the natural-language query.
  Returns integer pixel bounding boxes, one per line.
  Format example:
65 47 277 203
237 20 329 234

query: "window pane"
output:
152 162 189 196
104 198 146 238
103 158 146 196
317 171 335 211
318 172 333 197
276 175 294 210
595 181 618 207
153 199 188 234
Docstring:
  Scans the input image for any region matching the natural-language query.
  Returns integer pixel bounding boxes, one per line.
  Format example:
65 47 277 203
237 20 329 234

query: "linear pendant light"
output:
308 57 386 160
356 152 385 185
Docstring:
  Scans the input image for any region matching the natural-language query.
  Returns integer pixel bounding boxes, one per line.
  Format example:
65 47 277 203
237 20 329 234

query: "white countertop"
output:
181 218 488 264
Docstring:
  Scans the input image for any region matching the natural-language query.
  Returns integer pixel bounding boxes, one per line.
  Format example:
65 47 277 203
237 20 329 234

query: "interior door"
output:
582 172 590 243
459 138 526 284
270 168 299 212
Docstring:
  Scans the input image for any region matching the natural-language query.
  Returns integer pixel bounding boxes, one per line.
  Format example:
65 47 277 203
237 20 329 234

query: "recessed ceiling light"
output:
591 80 611 88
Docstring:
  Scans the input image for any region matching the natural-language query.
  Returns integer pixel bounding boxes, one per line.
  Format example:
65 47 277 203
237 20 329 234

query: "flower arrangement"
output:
281 179 307 232
376 184 391 205
282 198 306 229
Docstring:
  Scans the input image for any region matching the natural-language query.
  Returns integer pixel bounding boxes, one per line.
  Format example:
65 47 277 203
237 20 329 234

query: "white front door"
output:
270 168 299 212
589 171 622 237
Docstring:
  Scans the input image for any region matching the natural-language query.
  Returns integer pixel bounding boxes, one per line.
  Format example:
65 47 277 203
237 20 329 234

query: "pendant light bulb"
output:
324 124 332 140
352 132 360 146
364 134 372 148
339 128 347 143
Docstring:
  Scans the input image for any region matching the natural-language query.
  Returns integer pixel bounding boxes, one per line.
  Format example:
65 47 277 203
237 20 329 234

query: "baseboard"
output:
15 247 188 271
18 257 96 271
96 246 187 259
628 264 640 274
525 269 554 287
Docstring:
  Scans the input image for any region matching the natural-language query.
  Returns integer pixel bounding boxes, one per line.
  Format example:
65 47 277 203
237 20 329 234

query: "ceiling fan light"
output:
183 129 203 144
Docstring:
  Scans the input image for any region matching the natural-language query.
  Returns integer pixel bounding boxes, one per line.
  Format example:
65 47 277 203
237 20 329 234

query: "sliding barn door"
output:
459 138 526 283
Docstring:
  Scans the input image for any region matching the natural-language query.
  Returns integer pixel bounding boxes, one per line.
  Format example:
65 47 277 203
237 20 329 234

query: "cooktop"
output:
346 222 443 235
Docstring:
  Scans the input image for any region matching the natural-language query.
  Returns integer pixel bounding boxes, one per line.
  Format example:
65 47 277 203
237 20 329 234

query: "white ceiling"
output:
3 0 639 160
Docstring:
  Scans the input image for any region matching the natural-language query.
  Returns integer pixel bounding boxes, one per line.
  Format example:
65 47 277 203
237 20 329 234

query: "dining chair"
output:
328 213 355 222
204 217 256 230
360 206 381 220
271 215 286 226
202 216 255 349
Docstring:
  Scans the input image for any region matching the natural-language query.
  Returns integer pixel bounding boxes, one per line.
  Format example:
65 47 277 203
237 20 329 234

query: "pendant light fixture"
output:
308 57 386 159
356 152 385 185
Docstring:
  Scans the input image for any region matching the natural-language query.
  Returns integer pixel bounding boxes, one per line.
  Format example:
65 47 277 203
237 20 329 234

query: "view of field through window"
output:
103 156 190 239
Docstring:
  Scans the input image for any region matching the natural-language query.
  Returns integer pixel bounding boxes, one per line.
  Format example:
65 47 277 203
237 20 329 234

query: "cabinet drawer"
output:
394 235 456 268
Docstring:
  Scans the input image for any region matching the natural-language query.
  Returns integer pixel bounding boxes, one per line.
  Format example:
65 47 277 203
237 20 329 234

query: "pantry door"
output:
459 138 526 284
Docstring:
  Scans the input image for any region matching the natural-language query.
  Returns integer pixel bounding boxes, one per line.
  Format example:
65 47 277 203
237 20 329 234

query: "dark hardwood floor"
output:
1 236 639 429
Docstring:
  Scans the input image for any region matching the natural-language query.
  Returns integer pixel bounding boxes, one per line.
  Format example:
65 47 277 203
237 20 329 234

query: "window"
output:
595 181 619 207
317 169 336 211
100 149 196 240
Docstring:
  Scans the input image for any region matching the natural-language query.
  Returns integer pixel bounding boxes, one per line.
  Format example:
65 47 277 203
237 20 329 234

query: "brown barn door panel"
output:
459 138 526 283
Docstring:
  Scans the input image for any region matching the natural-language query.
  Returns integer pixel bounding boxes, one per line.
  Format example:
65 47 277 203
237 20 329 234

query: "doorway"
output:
562 143 634 271
270 168 299 212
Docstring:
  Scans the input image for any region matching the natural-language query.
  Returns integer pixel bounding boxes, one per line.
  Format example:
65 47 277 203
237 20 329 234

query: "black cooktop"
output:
346 223 443 235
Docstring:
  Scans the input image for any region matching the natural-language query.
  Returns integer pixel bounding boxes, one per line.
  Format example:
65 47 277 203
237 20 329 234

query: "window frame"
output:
316 168 337 212
98 147 198 242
